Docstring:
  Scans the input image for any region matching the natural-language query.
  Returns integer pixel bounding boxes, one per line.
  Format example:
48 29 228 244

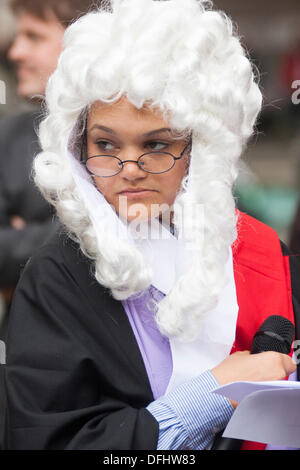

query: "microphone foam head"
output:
251 315 295 355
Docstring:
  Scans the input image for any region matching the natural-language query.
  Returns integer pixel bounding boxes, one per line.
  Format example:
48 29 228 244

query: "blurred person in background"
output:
0 1 21 119
0 0 100 341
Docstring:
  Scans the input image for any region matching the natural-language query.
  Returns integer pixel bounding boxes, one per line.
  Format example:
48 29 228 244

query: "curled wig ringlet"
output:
34 0 262 342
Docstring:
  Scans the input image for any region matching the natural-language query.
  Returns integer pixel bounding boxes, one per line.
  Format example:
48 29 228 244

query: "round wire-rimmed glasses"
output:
83 141 191 178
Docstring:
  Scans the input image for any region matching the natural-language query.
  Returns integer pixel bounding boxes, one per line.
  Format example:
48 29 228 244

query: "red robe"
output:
231 211 295 450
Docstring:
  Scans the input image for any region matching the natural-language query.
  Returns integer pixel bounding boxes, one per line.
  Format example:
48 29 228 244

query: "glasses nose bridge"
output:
119 156 146 178
120 158 140 166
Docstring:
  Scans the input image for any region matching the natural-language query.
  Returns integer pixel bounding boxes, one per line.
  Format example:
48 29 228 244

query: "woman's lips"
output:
118 189 156 199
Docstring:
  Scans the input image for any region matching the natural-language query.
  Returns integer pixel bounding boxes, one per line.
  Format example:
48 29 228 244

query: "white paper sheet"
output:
213 379 300 403
213 381 300 448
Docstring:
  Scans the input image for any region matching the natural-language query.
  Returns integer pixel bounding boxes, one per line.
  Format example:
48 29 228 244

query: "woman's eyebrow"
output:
88 125 172 137
88 125 117 134
142 128 172 137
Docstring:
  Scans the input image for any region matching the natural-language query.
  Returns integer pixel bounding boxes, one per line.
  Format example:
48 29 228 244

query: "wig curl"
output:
34 0 262 342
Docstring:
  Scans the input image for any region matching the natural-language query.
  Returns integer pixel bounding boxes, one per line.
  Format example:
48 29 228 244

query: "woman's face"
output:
86 97 190 222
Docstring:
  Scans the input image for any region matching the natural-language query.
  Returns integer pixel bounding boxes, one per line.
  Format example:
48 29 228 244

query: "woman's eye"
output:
147 141 168 151
95 140 116 152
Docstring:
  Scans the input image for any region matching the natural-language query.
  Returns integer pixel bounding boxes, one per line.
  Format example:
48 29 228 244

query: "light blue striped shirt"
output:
146 370 234 450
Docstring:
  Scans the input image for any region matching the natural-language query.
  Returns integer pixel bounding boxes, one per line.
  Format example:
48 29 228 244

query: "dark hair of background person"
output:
9 0 110 27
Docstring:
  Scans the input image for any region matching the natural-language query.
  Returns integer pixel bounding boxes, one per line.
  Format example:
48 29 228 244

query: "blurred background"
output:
214 0 300 245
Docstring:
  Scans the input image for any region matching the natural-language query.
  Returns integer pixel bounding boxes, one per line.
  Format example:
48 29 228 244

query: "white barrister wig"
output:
33 0 262 342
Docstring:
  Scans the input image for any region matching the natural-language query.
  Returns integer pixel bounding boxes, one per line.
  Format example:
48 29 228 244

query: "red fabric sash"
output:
230 211 295 450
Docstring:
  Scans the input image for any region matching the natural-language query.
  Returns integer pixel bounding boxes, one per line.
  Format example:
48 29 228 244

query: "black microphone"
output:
251 315 294 355
211 315 295 450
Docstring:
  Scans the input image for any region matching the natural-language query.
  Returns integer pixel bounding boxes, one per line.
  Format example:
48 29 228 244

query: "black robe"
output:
4 231 159 450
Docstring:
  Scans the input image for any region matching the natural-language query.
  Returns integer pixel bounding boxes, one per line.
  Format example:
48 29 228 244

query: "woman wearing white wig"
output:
4 0 300 451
